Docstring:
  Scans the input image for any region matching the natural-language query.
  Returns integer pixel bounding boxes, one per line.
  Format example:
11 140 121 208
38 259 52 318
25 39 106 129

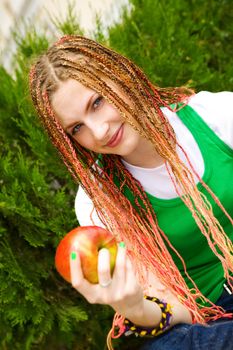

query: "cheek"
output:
106 103 122 121
122 125 141 148
73 132 96 151
125 123 139 138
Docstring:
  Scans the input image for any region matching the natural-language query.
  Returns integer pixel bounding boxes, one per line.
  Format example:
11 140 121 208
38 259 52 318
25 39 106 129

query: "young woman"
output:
29 35 233 349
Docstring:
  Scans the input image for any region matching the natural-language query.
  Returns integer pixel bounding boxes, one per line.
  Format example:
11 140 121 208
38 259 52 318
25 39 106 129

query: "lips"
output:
106 124 124 148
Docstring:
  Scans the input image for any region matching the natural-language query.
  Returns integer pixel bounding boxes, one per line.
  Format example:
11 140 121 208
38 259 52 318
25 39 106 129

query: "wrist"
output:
122 297 162 328
122 296 173 337
111 295 192 340
112 295 144 319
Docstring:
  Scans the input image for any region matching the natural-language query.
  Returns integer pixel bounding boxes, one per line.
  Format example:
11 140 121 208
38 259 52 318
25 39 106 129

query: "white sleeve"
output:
188 91 233 148
75 185 106 228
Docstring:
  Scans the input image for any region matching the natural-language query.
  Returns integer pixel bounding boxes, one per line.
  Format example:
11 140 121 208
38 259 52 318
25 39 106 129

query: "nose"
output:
88 120 110 142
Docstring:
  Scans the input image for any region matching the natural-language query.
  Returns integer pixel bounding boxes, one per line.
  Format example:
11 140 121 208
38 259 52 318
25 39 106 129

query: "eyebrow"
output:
64 93 95 132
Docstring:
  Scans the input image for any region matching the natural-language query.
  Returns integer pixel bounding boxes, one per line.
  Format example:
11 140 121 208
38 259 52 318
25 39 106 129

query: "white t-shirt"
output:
75 91 233 227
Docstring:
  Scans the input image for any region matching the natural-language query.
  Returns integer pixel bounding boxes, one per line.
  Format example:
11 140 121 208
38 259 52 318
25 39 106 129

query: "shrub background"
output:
0 0 232 349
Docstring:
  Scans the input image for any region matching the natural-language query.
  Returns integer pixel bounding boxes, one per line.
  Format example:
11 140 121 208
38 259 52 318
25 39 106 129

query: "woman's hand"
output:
69 243 144 317
70 243 192 327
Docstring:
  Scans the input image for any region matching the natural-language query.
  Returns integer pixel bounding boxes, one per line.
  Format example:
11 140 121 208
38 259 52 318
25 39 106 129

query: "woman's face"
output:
51 78 145 163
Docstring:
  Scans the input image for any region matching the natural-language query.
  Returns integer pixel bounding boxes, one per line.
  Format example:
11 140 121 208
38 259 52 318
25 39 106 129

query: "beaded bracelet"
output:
123 295 173 337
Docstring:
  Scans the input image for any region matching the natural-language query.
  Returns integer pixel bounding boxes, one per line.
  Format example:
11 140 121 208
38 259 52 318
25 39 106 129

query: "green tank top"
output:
123 105 233 304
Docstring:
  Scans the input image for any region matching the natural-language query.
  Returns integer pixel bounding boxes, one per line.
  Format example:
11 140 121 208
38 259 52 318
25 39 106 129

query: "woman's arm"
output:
74 186 192 330
122 296 192 329
111 265 192 329
70 242 192 332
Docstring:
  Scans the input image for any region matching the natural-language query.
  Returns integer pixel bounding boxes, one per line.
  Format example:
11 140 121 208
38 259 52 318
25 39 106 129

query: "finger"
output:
125 255 135 277
98 248 112 286
125 256 139 288
112 242 127 283
70 250 93 294
70 250 83 287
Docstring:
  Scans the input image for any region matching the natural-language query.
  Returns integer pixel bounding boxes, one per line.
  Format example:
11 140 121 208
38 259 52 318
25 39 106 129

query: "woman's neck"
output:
122 138 165 169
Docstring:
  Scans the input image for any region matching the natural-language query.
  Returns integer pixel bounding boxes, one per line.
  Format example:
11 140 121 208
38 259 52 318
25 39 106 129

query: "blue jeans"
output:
140 288 233 350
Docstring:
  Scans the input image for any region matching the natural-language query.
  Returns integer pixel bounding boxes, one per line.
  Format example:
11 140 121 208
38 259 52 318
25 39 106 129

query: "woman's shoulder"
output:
187 91 233 148
188 90 232 113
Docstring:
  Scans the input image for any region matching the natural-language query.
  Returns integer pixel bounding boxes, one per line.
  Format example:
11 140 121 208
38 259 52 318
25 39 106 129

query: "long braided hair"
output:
29 35 233 324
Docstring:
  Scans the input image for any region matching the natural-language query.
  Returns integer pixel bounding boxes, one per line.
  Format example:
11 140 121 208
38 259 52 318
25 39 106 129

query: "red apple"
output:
55 226 117 284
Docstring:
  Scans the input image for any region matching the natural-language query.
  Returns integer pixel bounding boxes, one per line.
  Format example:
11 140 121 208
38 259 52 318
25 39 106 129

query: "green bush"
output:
109 0 233 91
0 1 232 349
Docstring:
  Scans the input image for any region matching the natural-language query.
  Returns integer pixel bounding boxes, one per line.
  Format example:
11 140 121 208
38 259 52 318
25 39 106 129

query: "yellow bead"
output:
140 330 147 336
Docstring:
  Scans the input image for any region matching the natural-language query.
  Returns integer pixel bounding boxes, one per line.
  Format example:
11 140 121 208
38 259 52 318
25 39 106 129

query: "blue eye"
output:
72 124 82 135
93 96 103 109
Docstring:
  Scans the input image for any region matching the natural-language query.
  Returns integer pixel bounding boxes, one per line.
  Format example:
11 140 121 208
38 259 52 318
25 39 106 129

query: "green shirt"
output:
124 104 233 304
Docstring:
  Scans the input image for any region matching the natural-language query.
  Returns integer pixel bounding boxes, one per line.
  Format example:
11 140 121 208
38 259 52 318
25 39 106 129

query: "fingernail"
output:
119 242 126 248
71 251 77 260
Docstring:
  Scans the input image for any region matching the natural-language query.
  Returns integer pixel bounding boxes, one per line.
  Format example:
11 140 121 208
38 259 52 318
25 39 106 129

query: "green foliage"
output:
0 0 232 349
108 0 233 91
